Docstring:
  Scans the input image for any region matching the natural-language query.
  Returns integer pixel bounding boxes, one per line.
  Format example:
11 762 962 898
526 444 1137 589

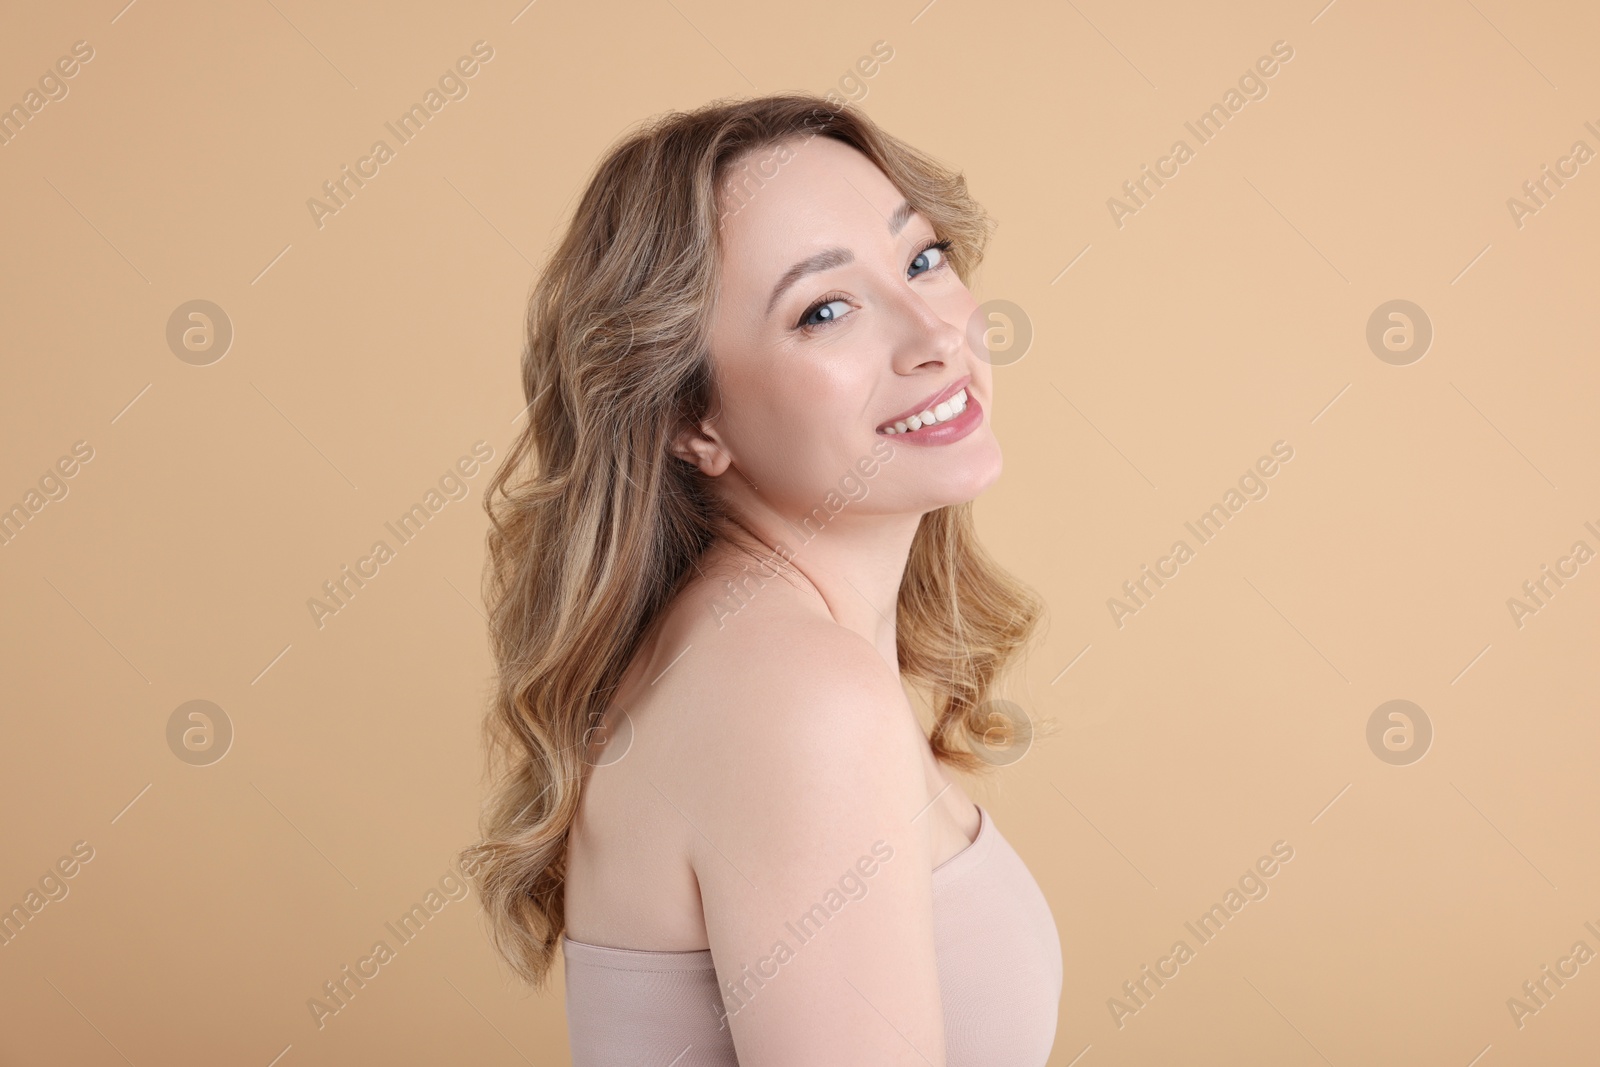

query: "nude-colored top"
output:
561 805 1062 1065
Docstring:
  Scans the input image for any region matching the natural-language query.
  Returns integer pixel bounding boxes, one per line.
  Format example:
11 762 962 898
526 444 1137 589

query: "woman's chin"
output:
909 434 1004 507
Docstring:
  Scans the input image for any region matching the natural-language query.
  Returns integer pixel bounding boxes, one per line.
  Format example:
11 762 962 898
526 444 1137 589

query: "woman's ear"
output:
670 420 733 477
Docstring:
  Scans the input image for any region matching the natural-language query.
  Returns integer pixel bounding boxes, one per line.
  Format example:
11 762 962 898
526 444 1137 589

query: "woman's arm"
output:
684 621 946 1066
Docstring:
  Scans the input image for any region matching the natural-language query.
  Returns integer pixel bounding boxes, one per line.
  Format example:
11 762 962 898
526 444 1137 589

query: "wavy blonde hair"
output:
458 92 1046 988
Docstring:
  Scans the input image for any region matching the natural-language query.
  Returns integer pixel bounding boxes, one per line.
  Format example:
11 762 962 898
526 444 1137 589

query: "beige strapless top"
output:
561 805 1062 1065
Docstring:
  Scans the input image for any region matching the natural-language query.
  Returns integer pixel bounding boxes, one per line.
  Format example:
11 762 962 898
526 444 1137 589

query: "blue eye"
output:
801 298 850 328
910 239 951 277
794 237 953 334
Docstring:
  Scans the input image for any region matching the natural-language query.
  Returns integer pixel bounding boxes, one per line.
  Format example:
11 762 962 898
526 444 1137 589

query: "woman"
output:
460 92 1061 1066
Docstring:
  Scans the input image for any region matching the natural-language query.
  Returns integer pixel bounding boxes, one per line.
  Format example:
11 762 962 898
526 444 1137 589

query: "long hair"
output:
458 91 1046 988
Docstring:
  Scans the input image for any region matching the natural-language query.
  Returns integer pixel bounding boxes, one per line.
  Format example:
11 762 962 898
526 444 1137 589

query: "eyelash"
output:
794 237 954 334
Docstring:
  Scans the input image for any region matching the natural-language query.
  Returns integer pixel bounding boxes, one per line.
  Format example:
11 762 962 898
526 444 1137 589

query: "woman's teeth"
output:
879 388 968 435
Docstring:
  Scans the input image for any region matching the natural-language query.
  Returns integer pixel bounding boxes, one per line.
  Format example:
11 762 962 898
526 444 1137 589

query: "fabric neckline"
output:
563 804 994 967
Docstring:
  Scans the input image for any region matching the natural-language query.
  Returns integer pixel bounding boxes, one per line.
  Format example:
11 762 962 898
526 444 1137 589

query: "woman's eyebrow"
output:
764 200 919 318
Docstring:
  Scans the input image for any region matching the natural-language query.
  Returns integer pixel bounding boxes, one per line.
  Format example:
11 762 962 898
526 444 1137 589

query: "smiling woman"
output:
458 93 1061 1066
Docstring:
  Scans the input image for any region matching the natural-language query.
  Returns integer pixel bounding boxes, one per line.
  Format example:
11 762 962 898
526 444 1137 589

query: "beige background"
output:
2 0 1597 1063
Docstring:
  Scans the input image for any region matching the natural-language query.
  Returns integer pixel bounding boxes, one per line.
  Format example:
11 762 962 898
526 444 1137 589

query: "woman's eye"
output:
909 241 948 277
801 298 851 328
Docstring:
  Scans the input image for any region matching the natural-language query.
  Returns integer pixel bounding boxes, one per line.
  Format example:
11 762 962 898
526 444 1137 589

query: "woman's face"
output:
686 134 1001 521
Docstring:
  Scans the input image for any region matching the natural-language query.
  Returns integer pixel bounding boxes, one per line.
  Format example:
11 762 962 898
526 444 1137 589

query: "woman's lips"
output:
875 374 972 433
879 390 982 446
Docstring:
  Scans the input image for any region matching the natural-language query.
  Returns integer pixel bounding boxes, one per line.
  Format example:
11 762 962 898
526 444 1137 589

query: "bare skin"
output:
564 133 1003 1066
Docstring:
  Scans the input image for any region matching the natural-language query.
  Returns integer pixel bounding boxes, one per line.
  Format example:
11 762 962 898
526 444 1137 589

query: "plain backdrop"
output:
1 1 1597 1064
